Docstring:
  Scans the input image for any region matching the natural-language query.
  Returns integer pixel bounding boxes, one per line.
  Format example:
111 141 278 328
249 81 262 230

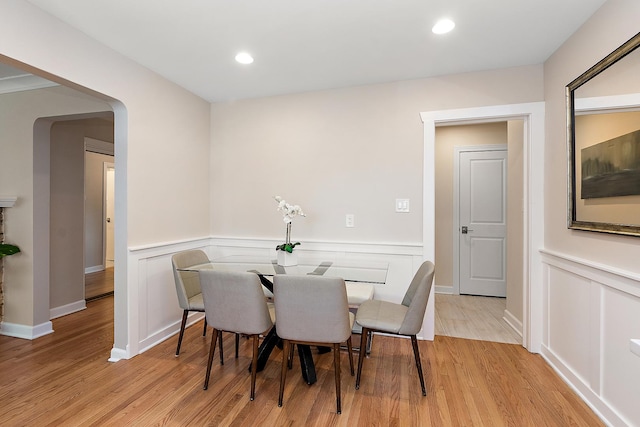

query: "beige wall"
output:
0 0 210 345
0 0 211 247
49 118 114 313
50 120 87 310
544 0 640 269
85 150 114 270
434 122 508 289
0 87 111 327
542 1 640 423
210 66 543 244
434 120 524 324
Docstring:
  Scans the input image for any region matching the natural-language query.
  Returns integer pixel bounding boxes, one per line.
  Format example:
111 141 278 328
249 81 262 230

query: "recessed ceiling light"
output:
432 19 455 35
235 52 254 64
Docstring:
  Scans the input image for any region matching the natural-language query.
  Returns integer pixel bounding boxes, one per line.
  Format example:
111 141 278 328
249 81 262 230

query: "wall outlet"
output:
346 214 355 228
395 199 410 213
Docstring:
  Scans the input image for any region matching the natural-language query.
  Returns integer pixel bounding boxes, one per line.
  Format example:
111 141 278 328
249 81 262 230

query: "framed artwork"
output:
567 32 640 236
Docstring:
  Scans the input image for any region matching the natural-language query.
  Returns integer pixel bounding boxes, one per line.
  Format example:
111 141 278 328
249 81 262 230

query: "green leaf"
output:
0 244 21 258
276 242 301 253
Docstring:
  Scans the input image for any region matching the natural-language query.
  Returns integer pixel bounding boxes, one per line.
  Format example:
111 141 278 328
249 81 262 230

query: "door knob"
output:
461 226 474 234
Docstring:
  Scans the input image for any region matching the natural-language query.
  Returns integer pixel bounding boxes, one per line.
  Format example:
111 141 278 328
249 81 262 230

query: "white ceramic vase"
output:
277 250 298 266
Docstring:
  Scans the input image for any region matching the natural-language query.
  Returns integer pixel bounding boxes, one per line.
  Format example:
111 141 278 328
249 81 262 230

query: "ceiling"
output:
19 0 607 102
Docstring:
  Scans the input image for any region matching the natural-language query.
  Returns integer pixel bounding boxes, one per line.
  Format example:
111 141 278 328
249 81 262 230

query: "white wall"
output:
542 0 640 425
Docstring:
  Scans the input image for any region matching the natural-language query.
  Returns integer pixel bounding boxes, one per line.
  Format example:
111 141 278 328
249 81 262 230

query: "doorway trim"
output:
421 102 545 353
103 162 115 268
453 144 508 296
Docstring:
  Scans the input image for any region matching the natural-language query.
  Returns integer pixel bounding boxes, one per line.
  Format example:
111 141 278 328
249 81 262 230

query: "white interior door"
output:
104 163 115 267
459 149 507 296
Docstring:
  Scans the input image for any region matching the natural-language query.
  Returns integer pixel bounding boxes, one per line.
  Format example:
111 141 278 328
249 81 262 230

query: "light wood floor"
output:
0 295 603 426
435 293 522 344
85 267 114 301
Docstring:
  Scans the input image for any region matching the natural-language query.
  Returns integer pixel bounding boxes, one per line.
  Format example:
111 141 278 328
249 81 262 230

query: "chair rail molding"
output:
0 197 17 208
123 235 430 362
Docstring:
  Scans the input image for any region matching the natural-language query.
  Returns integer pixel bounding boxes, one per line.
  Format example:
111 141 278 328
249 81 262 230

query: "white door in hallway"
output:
104 163 115 266
459 149 507 297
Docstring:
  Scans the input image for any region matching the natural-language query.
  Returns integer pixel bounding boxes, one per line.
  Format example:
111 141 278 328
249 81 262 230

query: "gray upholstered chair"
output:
171 250 239 359
273 275 355 414
199 270 275 401
355 260 435 396
171 250 210 356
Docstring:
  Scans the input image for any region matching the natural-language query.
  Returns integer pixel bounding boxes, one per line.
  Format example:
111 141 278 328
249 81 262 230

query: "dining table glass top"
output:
179 254 388 284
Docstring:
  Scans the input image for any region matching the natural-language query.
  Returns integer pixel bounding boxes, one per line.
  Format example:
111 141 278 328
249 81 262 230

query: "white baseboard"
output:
109 347 129 362
85 265 105 274
541 345 625 427
0 320 54 339
502 309 523 338
435 285 454 294
50 300 86 320
139 312 206 354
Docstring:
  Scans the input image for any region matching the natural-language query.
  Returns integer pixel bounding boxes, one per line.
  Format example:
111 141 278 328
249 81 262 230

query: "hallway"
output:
85 267 113 301
435 293 521 344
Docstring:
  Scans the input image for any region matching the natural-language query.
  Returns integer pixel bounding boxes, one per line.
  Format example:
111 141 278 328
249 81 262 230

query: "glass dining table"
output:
179 254 388 384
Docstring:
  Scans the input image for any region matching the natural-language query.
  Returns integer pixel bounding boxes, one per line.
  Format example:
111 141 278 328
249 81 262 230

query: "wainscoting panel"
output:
601 285 640 424
128 238 210 355
128 237 426 357
546 266 592 385
541 250 640 427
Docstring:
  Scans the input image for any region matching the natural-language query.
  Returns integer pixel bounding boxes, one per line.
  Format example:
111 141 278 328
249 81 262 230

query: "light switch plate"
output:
631 339 640 357
395 199 410 213
346 214 355 227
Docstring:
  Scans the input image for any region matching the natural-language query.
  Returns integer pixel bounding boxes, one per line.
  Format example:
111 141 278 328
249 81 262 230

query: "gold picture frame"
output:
567 32 640 236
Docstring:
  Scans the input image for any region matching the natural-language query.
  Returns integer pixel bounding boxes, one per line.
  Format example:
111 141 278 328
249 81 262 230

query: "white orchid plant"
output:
274 196 305 253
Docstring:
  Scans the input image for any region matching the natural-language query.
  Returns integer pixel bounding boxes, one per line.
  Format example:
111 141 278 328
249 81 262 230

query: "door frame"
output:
103 162 115 268
453 144 507 296
421 102 545 353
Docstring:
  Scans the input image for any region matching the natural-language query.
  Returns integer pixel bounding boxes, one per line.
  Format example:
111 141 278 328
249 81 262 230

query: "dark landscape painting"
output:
581 129 640 199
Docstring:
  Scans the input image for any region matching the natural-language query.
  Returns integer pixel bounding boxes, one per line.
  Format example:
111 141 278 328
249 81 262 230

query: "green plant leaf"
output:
276 242 301 253
0 244 21 258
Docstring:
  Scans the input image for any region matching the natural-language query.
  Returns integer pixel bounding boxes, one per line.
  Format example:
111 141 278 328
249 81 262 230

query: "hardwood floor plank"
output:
84 267 114 300
0 295 604 426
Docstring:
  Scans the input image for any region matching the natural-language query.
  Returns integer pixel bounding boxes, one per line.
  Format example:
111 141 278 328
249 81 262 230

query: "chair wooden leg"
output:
235 333 240 358
175 310 189 356
287 343 294 369
333 343 342 414
250 335 259 400
346 337 354 376
202 318 207 336
410 335 427 396
203 329 219 390
278 340 289 407
219 332 225 365
355 327 369 390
